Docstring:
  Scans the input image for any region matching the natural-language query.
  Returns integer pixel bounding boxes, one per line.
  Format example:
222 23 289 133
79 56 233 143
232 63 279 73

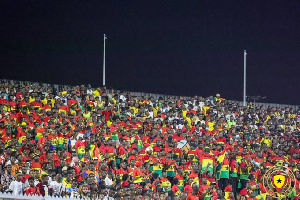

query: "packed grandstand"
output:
0 80 299 200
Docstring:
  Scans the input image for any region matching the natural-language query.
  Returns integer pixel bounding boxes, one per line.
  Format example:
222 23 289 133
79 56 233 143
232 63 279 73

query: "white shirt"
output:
104 177 113 186
50 181 65 196
177 124 184 130
199 101 205 109
119 95 127 102
9 181 24 195
103 196 114 200
148 111 154 118
87 89 93 95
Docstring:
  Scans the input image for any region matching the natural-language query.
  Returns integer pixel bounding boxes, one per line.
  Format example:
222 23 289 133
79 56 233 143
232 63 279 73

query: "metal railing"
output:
0 78 298 110
0 192 89 200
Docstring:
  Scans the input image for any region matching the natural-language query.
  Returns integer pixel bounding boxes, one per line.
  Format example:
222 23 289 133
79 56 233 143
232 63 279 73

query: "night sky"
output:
0 1 299 105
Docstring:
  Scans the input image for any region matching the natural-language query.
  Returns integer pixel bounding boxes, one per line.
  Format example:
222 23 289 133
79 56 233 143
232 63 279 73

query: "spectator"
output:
0 80 299 199
50 173 65 197
36 174 52 196
8 173 23 195
1 164 15 191
24 177 38 196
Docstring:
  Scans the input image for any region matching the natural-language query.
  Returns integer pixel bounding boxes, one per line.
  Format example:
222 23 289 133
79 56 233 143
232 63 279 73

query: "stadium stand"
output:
0 79 299 200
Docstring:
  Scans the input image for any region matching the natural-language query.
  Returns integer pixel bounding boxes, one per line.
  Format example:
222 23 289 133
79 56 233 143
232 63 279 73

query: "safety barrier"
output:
0 192 95 200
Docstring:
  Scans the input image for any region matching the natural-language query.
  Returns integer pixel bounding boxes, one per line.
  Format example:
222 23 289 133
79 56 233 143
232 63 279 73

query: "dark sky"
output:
0 1 299 105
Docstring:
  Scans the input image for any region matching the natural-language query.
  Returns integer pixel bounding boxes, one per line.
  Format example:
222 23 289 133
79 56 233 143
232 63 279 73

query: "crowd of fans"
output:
0 80 299 200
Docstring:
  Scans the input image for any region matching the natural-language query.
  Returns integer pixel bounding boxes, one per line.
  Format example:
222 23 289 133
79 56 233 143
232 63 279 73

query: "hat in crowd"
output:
144 143 150 148
204 147 210 152
240 188 248 196
224 185 232 192
146 146 153 152
32 154 39 158
16 172 22 176
135 162 142 167
42 172 48 175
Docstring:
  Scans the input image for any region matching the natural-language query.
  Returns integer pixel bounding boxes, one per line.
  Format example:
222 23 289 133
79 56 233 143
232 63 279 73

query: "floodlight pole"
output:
243 50 247 106
103 34 107 86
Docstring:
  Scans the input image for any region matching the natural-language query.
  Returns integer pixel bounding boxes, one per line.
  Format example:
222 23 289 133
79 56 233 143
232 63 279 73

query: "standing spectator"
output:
49 173 65 197
24 177 38 196
1 164 15 191
8 173 24 195
36 174 52 196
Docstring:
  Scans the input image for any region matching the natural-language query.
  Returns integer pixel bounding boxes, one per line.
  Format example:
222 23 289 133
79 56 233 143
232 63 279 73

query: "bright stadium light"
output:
103 34 107 86
243 50 247 106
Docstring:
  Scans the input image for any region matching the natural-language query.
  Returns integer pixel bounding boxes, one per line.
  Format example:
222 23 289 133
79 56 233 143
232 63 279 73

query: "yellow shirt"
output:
62 178 72 189
107 120 112 127
130 106 139 115
208 121 214 131
182 110 187 118
93 90 100 97
112 98 117 105
202 106 210 116
42 98 55 107
262 138 271 147
153 107 158 117
29 96 35 103
83 112 91 120
186 117 192 128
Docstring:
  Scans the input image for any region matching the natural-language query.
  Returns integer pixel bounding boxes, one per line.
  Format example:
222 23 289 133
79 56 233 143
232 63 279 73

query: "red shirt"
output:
75 140 86 149
152 145 162 153
101 111 112 122
21 174 30 183
32 161 42 170
116 168 128 176
24 186 38 196
133 168 142 177
103 145 115 154
187 192 199 200
171 184 180 195
199 184 209 196
216 137 226 144
184 184 193 192
173 134 185 141
121 181 129 188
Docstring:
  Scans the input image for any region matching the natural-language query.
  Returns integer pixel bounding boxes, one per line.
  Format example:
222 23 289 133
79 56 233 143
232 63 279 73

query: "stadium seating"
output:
0 80 299 200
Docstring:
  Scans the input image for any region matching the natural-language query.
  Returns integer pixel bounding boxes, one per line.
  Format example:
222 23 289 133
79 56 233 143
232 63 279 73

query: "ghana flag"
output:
216 149 229 179
200 154 214 174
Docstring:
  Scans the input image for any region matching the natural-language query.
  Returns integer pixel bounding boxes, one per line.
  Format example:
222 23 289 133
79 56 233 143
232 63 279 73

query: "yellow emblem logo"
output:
273 174 285 190
262 166 296 198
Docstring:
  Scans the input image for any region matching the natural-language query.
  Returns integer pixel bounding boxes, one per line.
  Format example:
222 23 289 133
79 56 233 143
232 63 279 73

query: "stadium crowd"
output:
0 80 299 200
